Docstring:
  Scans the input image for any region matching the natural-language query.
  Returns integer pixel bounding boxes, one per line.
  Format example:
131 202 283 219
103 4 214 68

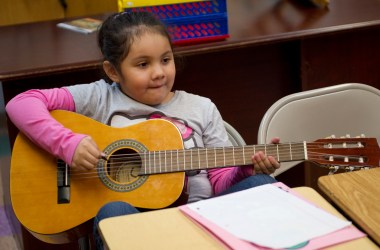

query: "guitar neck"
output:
140 142 307 174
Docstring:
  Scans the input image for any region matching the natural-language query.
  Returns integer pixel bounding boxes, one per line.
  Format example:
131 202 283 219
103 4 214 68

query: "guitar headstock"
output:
306 136 380 173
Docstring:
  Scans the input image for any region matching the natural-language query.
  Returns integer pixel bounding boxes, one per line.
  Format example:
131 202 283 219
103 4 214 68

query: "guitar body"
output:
10 110 185 241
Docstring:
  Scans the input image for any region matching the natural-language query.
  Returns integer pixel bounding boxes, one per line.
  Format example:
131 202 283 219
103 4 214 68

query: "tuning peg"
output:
361 134 365 138
340 134 351 139
345 166 355 172
330 135 336 138
328 166 339 175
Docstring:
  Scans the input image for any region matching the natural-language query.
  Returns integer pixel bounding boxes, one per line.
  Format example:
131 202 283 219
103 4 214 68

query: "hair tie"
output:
113 11 131 20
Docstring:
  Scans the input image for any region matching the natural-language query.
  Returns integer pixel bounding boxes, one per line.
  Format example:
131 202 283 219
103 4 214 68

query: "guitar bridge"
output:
57 159 70 204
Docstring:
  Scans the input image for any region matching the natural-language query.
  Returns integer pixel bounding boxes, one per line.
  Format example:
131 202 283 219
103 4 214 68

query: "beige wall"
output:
0 0 117 26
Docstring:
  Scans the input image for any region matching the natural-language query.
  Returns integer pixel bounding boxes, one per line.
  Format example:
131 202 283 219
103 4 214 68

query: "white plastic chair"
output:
258 83 380 177
224 121 246 146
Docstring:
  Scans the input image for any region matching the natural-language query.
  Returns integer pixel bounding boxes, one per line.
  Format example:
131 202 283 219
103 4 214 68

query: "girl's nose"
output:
152 64 165 79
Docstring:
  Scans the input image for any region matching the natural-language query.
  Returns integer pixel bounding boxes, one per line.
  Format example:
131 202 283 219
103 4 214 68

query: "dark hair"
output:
98 11 174 74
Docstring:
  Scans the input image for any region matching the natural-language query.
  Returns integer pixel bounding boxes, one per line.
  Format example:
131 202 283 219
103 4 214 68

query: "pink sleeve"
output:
208 165 254 195
5 88 87 165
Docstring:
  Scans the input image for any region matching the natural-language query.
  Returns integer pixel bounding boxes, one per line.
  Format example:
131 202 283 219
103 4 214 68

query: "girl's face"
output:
116 32 176 106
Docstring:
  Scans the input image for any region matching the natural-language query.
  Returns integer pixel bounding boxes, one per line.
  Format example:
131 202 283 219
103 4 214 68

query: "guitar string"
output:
61 145 309 174
107 142 365 159
58 149 371 180
60 145 369 172
62 147 366 166
60 141 363 165
62 142 366 162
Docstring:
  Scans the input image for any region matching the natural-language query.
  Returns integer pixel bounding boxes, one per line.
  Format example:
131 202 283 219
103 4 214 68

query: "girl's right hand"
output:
71 136 103 171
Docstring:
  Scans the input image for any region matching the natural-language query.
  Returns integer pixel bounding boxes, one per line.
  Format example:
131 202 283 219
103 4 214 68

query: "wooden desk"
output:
99 187 378 250
2 0 380 249
318 168 380 245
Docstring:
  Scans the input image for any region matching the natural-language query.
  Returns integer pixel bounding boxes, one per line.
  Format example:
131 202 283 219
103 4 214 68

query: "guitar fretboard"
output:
140 142 306 174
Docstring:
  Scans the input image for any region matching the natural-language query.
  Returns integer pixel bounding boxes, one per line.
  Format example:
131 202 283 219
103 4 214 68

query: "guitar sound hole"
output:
106 148 142 184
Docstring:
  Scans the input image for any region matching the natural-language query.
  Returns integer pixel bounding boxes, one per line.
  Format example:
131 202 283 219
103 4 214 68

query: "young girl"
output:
6 11 280 249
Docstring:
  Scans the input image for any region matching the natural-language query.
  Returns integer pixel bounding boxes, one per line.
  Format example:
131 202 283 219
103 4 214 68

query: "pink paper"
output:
179 183 365 250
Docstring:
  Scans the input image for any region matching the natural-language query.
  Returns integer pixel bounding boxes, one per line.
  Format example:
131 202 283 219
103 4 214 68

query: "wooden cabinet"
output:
64 0 117 18
0 0 117 26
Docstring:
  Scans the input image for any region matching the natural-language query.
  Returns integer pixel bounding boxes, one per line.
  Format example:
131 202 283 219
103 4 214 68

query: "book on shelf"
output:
57 18 102 34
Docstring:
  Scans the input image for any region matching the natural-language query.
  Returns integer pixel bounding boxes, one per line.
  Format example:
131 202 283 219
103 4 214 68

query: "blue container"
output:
123 0 229 45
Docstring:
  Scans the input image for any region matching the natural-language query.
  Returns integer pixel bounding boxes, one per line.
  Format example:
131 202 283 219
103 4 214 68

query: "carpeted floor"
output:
0 182 20 250
0 205 19 249
0 143 20 249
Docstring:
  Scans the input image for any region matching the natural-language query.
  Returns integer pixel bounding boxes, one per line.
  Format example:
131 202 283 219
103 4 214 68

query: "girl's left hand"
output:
251 137 281 175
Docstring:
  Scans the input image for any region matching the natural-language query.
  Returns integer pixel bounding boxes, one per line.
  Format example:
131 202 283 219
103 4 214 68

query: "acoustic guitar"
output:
10 110 380 243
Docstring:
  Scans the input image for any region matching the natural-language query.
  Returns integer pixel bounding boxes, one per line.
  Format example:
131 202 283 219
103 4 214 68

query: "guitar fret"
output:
234 147 243 166
233 147 235 165
294 143 306 161
183 149 186 170
223 147 226 166
198 148 201 169
276 145 279 161
266 145 277 160
177 149 179 172
190 149 193 170
255 145 265 155
214 148 217 167
205 148 208 169
303 141 308 160
214 148 222 167
243 146 246 165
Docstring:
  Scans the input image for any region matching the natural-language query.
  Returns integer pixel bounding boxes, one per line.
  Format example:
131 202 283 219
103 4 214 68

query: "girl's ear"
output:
103 61 120 83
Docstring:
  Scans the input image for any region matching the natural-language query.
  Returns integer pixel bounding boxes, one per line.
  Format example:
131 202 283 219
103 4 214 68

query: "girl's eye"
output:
162 57 171 64
138 62 148 68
